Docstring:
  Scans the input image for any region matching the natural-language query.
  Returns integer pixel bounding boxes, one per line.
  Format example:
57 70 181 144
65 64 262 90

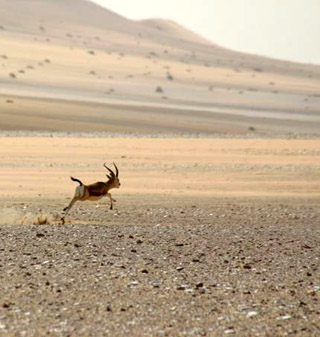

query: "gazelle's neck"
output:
106 179 116 190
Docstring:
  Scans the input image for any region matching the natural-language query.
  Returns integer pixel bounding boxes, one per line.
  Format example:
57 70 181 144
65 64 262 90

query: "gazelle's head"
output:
104 162 120 188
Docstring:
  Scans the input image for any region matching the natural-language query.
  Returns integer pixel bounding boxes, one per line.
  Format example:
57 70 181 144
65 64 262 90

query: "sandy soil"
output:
0 136 319 336
0 136 319 203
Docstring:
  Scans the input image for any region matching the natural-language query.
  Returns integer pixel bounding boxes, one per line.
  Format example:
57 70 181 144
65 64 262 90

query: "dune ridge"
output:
0 0 319 135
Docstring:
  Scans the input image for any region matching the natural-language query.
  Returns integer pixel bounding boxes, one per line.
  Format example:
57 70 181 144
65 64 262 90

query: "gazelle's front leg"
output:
106 193 114 210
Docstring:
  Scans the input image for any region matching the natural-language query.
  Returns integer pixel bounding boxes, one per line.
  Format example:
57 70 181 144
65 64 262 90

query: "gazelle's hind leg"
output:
61 197 80 222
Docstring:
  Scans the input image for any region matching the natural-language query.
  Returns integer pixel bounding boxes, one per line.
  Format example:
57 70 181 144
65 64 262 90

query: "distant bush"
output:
167 73 174 81
155 86 164 93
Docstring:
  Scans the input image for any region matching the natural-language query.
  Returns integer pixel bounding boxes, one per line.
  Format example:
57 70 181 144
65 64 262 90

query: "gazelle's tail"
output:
70 176 83 185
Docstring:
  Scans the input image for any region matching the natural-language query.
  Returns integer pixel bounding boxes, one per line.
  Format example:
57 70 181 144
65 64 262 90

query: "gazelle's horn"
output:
104 163 115 177
113 162 119 177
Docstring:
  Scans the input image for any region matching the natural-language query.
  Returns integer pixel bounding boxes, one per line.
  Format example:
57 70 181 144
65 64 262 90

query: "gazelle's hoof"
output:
110 205 113 210
61 217 65 225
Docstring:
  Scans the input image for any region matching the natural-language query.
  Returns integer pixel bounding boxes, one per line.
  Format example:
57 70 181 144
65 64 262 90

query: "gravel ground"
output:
0 199 319 337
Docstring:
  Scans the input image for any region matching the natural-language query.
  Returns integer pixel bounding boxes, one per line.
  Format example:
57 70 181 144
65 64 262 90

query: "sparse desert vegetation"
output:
155 85 164 93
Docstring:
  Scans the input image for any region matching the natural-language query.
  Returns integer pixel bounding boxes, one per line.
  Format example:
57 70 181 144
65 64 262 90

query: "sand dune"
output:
139 19 213 45
0 0 319 135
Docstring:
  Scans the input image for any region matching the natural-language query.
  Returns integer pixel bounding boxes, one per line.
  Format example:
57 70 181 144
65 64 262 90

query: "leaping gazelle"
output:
61 163 120 223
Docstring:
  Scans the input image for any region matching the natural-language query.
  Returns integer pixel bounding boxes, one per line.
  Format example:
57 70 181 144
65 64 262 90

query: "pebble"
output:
224 328 235 334
279 315 292 320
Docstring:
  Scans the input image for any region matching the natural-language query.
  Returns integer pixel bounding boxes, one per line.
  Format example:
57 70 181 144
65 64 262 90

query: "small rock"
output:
279 315 292 320
224 328 235 334
127 280 138 287
243 264 252 269
177 285 186 290
246 311 258 318
36 233 45 238
150 280 161 288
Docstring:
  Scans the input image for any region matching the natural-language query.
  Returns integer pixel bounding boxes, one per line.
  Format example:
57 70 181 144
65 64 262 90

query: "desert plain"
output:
0 136 319 337
0 0 320 336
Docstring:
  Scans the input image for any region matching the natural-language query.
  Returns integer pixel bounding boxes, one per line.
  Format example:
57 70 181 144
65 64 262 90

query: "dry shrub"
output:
155 86 164 93
167 73 174 81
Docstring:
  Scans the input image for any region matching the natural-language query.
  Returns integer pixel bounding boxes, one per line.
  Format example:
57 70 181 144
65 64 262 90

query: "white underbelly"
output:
87 195 105 201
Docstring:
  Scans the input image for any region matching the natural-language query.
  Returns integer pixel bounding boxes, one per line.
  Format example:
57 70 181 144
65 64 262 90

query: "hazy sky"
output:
91 0 320 65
